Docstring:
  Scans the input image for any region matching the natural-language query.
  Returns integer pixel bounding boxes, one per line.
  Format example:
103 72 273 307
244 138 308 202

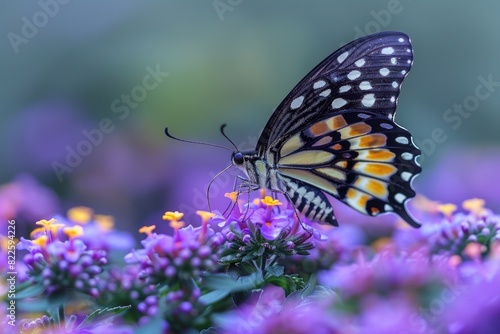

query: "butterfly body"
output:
232 31 421 228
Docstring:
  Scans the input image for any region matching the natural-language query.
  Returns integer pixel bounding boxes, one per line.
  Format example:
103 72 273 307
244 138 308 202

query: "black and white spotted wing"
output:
232 31 421 227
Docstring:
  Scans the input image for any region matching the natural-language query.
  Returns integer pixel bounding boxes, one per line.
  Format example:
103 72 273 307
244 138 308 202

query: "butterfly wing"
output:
256 31 421 227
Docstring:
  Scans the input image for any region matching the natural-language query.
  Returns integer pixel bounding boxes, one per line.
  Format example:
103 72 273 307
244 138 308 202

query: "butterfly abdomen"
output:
281 175 337 226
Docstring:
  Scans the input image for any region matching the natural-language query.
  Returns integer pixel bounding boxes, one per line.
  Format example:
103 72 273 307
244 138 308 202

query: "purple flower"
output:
214 286 340 334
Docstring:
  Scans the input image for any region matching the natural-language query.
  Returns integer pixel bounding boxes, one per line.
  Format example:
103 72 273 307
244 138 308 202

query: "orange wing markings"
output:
354 176 389 199
339 122 372 139
353 162 397 178
356 149 395 162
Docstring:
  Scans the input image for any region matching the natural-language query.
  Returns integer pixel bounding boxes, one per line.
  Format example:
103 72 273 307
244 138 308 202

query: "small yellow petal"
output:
462 198 486 215
64 225 84 239
224 192 239 203
170 220 185 230
437 203 457 217
67 206 93 224
47 223 66 234
162 211 184 221
94 214 115 231
261 196 282 207
30 227 46 238
33 235 48 247
139 225 156 235
196 210 215 223
36 218 57 228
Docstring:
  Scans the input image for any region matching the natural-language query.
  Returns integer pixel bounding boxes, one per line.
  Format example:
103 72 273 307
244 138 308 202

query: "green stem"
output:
58 304 65 324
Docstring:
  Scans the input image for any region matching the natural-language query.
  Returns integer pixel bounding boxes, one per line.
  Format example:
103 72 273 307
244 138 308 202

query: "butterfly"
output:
230 31 421 227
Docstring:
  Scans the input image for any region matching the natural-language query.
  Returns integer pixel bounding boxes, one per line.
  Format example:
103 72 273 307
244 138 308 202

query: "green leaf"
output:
219 254 241 264
79 306 131 328
203 271 264 293
15 282 45 299
200 328 219 334
266 275 296 295
265 265 284 277
199 290 230 305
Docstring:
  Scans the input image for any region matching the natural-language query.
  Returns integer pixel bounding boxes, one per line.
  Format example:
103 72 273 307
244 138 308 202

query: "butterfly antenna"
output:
219 124 239 150
165 127 233 151
206 164 233 211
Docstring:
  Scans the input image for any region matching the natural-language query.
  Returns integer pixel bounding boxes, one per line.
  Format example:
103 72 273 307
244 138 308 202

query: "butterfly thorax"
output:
231 151 281 191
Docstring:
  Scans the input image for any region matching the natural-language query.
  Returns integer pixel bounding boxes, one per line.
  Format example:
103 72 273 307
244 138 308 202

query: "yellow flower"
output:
437 203 457 218
462 198 486 216
64 225 84 239
196 210 215 223
261 196 282 207
139 225 156 236
33 235 48 248
67 206 93 224
224 192 239 203
35 218 57 229
94 214 115 231
162 211 184 221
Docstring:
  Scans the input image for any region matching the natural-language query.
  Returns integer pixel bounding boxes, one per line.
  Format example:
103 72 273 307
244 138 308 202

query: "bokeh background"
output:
1 1 500 233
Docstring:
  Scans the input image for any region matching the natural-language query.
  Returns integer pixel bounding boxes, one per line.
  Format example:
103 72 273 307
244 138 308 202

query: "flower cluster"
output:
217 193 317 266
9 184 500 333
18 218 107 297
123 210 224 331
422 198 500 259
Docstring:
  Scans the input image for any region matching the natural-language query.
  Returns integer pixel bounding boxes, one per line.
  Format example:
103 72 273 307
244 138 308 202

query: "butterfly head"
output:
231 151 245 166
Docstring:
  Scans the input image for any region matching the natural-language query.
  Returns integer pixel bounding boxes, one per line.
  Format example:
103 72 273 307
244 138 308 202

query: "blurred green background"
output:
1 1 500 228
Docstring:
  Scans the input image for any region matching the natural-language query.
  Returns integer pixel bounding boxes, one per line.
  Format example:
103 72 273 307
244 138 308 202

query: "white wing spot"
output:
406 48 411 53
407 59 412 64
319 89 331 97
339 85 351 93
355 58 366 67
291 96 304 110
331 98 347 109
382 47 394 55
361 94 375 107
391 57 397 65
401 152 413 160
390 96 396 103
396 136 409 144
394 193 406 204
380 123 393 129
401 171 412 181
392 81 398 88
359 81 372 90
401 70 407 75
398 38 405 43
337 51 349 63
384 204 393 211
313 80 326 89
379 68 390 76
347 70 361 80
357 113 371 119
